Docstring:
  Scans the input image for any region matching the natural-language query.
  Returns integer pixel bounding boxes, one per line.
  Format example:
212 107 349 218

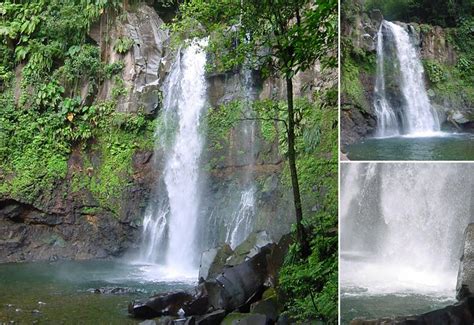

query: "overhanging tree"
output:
174 0 337 258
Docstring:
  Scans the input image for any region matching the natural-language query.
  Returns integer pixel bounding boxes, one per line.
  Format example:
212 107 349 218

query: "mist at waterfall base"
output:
346 20 474 160
340 163 473 323
0 260 193 324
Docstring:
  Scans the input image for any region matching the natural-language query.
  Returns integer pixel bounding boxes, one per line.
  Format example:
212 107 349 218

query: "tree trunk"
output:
286 76 310 258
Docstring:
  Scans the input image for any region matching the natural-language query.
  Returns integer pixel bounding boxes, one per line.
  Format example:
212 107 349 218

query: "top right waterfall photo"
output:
340 0 474 160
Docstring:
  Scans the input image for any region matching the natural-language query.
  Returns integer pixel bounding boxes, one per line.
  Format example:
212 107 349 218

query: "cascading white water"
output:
341 163 473 296
226 187 256 247
374 23 399 137
139 39 208 276
374 21 440 136
225 69 257 248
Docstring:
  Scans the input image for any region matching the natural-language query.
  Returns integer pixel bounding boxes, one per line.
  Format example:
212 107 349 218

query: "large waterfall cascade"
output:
341 163 473 296
374 20 440 137
138 40 265 277
139 39 208 277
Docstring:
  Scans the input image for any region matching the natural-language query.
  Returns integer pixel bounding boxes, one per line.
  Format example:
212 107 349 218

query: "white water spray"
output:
341 163 473 296
225 69 258 248
374 23 399 137
140 39 208 276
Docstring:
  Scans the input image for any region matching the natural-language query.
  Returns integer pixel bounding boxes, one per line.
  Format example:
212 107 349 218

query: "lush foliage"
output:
0 0 154 213
365 0 473 27
278 87 338 323
172 0 337 76
171 0 338 322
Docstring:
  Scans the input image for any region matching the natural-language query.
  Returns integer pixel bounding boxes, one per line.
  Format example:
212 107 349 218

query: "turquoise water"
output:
0 260 196 324
340 290 456 324
346 133 474 160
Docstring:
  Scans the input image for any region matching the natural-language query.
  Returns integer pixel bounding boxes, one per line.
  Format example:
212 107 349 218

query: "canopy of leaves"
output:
172 0 337 77
364 0 473 27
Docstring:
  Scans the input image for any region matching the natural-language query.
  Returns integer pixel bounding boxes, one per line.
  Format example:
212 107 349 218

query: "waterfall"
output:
225 69 258 248
341 163 473 296
374 23 399 137
139 39 208 275
374 21 440 137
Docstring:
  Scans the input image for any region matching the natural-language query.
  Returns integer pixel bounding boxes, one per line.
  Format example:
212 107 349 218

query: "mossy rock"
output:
220 312 267 325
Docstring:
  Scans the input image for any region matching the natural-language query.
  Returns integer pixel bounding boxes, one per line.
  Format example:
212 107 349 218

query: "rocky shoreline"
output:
128 231 291 324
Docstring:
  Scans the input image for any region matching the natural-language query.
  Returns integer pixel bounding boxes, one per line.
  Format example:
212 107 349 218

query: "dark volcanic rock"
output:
221 312 267 325
457 223 474 300
196 309 226 325
215 245 269 311
128 291 193 319
198 244 233 282
130 234 291 321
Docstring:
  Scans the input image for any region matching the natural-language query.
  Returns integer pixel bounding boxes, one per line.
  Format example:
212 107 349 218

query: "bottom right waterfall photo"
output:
340 163 474 323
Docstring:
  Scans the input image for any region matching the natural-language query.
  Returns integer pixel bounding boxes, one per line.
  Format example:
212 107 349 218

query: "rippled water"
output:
340 291 455 324
0 260 195 323
347 133 474 160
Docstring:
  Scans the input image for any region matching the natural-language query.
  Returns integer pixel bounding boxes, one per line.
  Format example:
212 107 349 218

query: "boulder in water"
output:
128 291 193 319
457 223 474 300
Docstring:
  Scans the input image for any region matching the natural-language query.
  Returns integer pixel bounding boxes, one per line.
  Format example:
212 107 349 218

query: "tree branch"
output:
238 116 288 132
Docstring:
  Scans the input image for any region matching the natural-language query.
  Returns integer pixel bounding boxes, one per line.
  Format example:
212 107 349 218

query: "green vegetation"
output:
365 0 473 27
1 0 338 322
341 0 474 126
0 1 154 212
278 87 338 322
170 1 338 321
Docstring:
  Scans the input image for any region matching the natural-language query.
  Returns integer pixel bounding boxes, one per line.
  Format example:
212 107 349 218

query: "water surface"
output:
346 133 474 160
0 260 195 323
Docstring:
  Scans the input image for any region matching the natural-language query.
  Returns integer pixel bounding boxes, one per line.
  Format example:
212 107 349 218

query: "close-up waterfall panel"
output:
340 0 474 161
340 163 474 323
0 0 338 324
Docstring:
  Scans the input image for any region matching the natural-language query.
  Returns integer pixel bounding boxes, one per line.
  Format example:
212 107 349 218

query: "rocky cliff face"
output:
1 3 334 263
341 1 473 147
0 4 167 263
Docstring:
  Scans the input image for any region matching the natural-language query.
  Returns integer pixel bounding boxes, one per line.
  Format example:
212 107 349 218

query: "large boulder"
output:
457 224 474 300
250 288 279 323
198 244 233 282
221 312 267 325
195 309 226 325
215 245 270 311
226 231 273 266
128 291 193 319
